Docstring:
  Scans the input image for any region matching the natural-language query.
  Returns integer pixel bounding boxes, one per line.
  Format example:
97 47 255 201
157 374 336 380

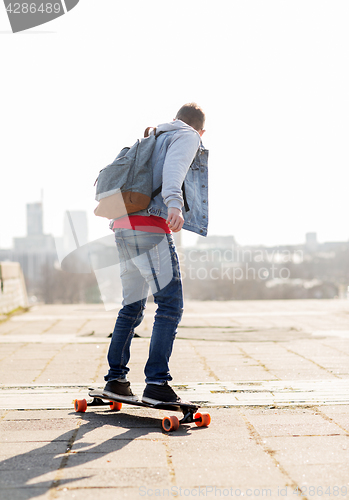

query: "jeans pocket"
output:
134 244 160 278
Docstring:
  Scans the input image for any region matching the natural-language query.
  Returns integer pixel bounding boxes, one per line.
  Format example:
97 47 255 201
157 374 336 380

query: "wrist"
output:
168 207 181 214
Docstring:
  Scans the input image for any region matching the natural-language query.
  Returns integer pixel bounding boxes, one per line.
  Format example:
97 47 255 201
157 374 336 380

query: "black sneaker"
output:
103 380 137 400
142 382 182 404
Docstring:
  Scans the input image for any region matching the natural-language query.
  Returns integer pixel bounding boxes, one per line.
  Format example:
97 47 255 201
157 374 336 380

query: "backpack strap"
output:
151 185 162 199
144 126 154 137
151 181 190 212
181 182 189 212
144 127 167 138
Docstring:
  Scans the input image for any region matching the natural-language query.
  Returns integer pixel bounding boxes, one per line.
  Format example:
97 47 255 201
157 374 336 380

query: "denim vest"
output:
129 132 209 237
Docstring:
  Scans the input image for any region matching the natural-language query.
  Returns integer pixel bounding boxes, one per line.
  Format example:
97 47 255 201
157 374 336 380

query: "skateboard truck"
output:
87 397 110 407
180 409 196 424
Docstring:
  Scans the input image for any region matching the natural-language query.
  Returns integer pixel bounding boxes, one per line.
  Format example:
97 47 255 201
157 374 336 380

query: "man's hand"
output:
166 207 184 232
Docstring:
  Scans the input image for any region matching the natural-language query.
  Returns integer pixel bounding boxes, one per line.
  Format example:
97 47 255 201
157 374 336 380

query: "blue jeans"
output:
104 229 183 385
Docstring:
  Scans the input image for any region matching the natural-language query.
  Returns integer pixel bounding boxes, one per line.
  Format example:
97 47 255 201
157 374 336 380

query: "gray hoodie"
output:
149 119 201 210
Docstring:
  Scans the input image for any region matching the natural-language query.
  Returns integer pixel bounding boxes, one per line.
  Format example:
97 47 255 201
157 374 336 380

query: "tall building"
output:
4 202 56 297
26 202 43 236
305 232 318 252
14 202 55 254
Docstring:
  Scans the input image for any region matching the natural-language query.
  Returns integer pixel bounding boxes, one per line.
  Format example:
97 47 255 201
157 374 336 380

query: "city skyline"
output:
1 199 348 253
1 201 347 304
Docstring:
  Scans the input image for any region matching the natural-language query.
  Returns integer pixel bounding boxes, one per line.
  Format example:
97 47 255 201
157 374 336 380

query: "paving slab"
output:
263 435 349 465
284 464 349 489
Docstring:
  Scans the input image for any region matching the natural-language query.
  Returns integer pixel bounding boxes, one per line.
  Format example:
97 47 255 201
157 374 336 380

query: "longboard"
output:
74 388 211 432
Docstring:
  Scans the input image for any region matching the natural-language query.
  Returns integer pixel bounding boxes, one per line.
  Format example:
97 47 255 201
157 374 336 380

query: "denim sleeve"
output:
161 130 200 210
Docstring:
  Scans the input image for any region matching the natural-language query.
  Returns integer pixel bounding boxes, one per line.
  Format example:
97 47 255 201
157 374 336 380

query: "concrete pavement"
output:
1 299 349 499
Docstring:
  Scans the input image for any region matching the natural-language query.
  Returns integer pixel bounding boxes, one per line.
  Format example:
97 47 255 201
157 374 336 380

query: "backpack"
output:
94 130 166 220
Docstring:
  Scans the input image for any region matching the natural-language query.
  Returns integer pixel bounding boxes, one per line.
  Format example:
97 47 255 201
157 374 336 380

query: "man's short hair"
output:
176 103 205 132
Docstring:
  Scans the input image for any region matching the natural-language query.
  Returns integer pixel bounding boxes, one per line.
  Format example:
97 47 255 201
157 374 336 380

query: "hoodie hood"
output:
153 119 200 138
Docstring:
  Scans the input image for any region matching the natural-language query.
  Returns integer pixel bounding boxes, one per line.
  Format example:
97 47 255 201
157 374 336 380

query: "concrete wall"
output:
0 262 29 314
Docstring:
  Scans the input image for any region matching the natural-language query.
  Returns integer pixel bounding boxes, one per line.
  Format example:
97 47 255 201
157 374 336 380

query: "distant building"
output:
26 202 43 236
0 203 102 303
13 202 55 253
0 204 90 299
305 232 318 252
1 203 56 296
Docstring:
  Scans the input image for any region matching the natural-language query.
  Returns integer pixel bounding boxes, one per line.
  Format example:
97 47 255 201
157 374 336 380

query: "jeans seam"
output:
155 314 182 321
119 312 141 320
120 329 135 369
118 293 146 370
119 308 144 368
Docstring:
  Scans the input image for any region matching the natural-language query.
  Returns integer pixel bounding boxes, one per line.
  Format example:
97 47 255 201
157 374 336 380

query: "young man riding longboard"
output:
103 103 208 404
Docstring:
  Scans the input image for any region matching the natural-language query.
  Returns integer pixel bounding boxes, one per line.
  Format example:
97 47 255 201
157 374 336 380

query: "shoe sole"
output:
102 390 139 402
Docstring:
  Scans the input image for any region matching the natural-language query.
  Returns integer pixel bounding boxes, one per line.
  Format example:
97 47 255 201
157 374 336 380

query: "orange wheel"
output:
109 401 122 411
74 399 87 413
162 415 180 432
194 412 211 427
170 415 180 431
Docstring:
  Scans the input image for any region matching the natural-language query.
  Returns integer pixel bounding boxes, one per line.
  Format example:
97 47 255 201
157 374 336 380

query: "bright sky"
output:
1 0 349 249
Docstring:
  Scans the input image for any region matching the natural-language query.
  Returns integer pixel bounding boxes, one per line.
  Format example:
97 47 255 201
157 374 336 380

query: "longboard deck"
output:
74 389 211 432
88 388 199 413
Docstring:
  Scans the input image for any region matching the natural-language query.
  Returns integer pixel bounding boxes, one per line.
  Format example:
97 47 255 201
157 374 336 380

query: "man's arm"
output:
162 130 200 232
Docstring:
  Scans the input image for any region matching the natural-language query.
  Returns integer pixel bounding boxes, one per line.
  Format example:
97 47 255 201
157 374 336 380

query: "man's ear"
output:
199 129 206 137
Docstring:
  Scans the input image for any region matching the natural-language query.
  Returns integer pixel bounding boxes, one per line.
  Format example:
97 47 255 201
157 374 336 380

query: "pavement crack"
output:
314 407 349 435
42 319 61 334
92 343 108 383
240 411 308 500
189 342 219 381
281 346 342 379
0 410 9 421
0 342 28 362
76 319 91 334
49 425 81 498
32 344 66 383
163 436 177 490
237 346 281 379
320 342 349 358
1 325 23 335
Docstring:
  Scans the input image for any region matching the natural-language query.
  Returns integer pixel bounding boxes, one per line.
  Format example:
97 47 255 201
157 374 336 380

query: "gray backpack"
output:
94 130 165 220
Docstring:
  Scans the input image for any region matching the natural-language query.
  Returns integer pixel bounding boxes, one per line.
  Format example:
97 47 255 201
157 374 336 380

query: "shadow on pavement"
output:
0 408 195 499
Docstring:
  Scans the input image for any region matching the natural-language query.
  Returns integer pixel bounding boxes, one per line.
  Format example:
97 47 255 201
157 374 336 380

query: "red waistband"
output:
112 215 171 234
